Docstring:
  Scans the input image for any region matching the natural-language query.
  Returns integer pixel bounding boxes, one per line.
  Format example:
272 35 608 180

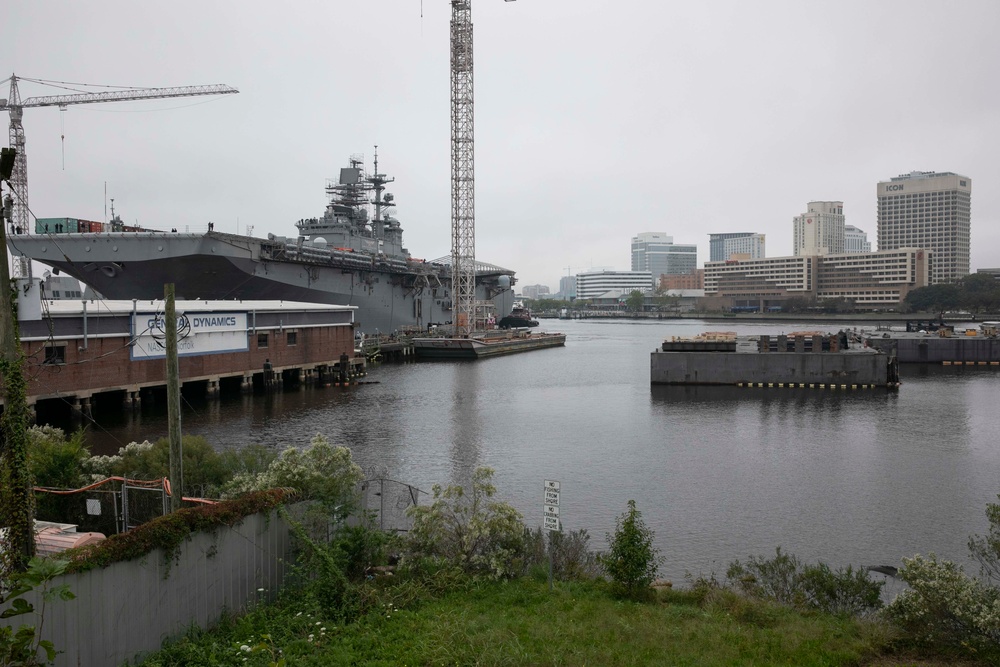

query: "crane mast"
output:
450 1 476 336
449 0 514 336
2 74 239 279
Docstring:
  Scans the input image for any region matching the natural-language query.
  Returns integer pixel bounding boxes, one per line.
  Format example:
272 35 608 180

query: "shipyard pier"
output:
3 297 366 424
651 331 897 387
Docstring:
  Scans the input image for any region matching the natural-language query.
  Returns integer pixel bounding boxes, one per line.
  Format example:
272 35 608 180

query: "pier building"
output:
4 298 362 423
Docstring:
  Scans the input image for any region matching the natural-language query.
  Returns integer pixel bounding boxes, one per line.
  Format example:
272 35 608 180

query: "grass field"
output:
136 575 987 667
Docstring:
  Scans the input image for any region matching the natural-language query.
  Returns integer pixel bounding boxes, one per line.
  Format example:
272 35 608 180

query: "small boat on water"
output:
497 301 539 329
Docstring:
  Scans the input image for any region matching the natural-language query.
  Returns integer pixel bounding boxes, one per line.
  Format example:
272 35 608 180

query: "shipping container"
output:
34 217 78 234
78 220 104 233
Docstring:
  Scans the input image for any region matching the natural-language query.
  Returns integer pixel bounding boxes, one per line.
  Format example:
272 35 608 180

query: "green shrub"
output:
523 526 601 581
598 499 662 599
727 547 803 605
405 467 525 579
800 562 883 617
86 435 232 497
27 426 90 524
727 548 883 617
886 553 1000 653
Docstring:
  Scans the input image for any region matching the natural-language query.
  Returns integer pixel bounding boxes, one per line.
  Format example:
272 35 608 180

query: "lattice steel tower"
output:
450 1 476 335
449 0 514 336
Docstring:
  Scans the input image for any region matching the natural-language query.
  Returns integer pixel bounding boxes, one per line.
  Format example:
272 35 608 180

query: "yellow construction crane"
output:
0 74 239 277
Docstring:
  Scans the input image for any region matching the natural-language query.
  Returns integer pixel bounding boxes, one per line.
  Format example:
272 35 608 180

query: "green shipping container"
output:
34 217 78 234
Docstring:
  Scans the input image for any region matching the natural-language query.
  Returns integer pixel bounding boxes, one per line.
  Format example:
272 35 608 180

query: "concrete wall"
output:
650 351 889 385
0 508 295 667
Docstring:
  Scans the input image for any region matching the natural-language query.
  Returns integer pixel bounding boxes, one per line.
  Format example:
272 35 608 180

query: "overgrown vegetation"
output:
405 467 526 579
725 547 884 617
16 432 1000 665
59 489 291 575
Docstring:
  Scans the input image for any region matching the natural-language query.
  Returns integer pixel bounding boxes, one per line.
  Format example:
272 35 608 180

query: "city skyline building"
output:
559 275 577 299
877 171 971 284
576 270 653 300
844 225 872 253
703 248 930 310
631 232 698 287
708 232 766 262
793 201 845 256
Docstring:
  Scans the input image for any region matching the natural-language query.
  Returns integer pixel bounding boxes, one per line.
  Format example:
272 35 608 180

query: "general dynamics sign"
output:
130 311 249 360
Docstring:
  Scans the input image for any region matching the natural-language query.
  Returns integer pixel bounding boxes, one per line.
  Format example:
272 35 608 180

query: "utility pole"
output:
0 146 35 575
164 284 183 512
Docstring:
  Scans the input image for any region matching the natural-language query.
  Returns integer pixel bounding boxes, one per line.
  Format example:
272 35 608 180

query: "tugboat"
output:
497 301 539 329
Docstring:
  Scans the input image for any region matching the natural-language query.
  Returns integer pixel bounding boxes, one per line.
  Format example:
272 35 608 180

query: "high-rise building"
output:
793 201 845 256
631 232 698 287
877 171 971 284
708 233 766 262
559 275 577 299
520 284 550 300
844 225 872 253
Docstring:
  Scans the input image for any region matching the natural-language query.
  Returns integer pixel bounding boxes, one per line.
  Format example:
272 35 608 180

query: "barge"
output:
651 331 898 387
864 324 1000 364
412 330 566 359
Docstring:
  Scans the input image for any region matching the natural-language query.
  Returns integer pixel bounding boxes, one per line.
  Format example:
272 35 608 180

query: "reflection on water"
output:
76 319 1000 583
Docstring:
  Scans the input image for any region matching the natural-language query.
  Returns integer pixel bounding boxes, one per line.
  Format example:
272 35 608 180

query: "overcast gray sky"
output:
4 0 1000 292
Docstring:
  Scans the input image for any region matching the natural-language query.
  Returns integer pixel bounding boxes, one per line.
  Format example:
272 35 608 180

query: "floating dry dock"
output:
412 330 566 359
651 331 898 387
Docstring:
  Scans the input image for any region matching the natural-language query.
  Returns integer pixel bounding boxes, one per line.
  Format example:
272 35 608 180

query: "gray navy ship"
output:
6 153 517 334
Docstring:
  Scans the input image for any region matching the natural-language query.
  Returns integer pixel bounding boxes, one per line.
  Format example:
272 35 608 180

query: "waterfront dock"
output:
412 330 566 359
4 299 365 424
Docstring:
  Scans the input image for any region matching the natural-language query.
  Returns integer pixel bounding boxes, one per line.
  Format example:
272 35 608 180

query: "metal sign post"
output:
544 480 560 590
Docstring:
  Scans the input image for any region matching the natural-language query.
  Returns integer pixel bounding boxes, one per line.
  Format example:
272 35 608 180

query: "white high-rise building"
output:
877 171 971 284
793 201 845 256
844 225 872 253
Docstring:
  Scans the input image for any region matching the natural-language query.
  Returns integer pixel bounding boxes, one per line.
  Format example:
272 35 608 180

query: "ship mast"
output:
370 145 394 244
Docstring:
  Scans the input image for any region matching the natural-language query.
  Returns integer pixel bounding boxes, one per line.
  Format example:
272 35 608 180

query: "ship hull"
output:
8 231 515 334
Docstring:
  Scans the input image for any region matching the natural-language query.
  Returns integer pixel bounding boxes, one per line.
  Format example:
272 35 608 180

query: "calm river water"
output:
82 319 1000 583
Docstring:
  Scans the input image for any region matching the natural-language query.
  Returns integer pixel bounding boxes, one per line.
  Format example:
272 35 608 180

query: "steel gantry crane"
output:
1 74 239 277
449 1 514 336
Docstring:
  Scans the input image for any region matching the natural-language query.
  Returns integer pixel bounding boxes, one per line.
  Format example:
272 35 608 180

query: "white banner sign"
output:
131 311 249 360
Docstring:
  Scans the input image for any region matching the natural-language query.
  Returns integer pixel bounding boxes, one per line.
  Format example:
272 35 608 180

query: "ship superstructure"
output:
5 154 516 334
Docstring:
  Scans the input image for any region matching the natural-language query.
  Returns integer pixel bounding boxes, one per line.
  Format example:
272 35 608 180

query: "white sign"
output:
131 311 249 360
543 480 561 532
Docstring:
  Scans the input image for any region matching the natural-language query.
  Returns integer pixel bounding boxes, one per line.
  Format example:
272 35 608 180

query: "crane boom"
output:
13 83 239 109
3 74 238 279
